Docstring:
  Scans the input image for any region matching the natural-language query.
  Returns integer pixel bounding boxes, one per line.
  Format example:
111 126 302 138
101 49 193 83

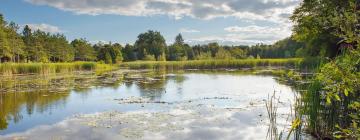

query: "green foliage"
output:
311 48 360 139
292 0 360 138
122 44 137 61
168 34 188 61
135 30 166 61
291 0 359 58
71 38 96 61
248 38 305 58
94 43 123 64
215 48 233 60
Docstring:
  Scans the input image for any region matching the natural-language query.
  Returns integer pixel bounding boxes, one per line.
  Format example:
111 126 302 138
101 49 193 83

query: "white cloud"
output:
187 25 292 45
196 25 292 45
24 0 300 22
23 0 300 45
179 28 200 33
25 23 64 33
224 25 291 35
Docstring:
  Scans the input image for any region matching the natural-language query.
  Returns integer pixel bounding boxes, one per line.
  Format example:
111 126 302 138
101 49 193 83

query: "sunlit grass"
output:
121 58 311 70
0 62 115 76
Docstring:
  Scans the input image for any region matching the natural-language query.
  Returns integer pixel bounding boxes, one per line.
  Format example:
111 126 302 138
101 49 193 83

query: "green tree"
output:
168 34 188 61
291 0 358 57
71 39 96 61
215 48 233 59
109 43 123 63
0 14 11 62
7 22 25 62
122 44 137 61
95 42 123 64
135 30 167 61
174 33 184 45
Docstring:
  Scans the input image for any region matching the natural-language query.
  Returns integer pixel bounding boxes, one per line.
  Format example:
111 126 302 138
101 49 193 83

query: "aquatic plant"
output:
266 91 281 140
121 58 313 70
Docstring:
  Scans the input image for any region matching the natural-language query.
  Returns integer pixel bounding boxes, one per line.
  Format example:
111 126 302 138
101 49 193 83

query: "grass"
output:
0 62 115 76
120 58 313 70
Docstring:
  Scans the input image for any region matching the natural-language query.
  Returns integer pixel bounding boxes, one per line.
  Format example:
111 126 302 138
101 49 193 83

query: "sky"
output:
0 0 301 45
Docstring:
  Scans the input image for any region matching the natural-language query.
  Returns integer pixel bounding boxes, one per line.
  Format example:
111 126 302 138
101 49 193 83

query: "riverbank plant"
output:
120 58 315 70
0 62 115 76
301 48 360 139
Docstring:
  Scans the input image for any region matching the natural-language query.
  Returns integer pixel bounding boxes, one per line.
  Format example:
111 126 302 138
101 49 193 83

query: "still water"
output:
0 70 297 140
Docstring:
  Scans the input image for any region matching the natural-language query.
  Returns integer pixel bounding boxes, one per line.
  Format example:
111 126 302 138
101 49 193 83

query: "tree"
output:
109 43 123 63
215 48 232 59
174 33 184 45
0 27 11 63
71 39 96 61
135 30 167 61
95 42 123 64
168 34 188 61
291 0 359 57
122 44 137 61
0 14 11 62
208 42 220 57
229 47 246 59
6 22 25 62
104 51 112 64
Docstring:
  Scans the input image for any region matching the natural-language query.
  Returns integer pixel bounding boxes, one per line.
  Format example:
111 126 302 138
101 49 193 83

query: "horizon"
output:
0 0 300 46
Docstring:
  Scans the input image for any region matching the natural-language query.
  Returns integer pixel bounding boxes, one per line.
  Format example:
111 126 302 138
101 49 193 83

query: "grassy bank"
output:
121 58 317 70
0 62 114 76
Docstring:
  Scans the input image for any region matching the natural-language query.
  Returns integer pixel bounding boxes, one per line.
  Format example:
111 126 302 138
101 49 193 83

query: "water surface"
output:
0 70 298 139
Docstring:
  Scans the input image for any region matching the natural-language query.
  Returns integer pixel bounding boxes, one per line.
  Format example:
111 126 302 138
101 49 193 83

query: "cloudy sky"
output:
0 0 301 45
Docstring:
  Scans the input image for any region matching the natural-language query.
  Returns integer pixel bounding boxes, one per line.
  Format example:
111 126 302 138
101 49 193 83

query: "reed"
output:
266 91 281 140
0 62 115 76
121 58 310 70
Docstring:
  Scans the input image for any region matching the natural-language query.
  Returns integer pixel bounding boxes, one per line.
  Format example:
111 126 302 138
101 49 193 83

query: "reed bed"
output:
0 62 114 76
121 58 308 70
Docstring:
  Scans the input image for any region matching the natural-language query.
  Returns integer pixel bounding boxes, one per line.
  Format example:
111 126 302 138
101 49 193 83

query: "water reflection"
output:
0 70 172 133
0 70 296 137
0 91 69 130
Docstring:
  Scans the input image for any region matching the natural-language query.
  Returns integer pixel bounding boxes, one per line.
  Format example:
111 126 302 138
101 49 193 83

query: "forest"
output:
0 13 307 64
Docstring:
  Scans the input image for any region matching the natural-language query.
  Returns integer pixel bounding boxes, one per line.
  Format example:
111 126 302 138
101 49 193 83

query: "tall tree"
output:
174 33 184 45
6 22 25 62
0 14 11 62
135 30 167 61
71 39 96 61
122 44 137 61
168 34 187 61
291 0 359 57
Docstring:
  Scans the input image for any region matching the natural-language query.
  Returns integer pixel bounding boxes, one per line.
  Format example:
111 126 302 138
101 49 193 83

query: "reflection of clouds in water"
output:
0 107 268 140
0 71 297 138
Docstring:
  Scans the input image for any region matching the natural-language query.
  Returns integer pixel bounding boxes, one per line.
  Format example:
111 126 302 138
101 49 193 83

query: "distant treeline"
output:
1 13 305 64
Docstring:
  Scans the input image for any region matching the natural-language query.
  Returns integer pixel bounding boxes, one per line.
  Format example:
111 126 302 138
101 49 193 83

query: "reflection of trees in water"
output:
0 91 70 130
136 80 167 101
166 74 186 95
0 70 188 131
125 70 188 100
0 71 126 131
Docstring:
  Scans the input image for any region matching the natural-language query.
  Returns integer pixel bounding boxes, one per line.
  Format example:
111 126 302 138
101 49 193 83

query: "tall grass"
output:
121 58 312 70
0 62 114 76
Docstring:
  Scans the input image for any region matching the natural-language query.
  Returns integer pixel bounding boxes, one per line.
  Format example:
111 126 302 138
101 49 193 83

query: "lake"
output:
0 70 300 140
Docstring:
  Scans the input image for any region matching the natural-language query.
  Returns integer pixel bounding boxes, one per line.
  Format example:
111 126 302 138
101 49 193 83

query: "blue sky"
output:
0 0 301 45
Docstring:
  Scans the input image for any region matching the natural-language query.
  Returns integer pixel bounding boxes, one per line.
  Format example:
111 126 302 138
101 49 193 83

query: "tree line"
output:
0 13 306 64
